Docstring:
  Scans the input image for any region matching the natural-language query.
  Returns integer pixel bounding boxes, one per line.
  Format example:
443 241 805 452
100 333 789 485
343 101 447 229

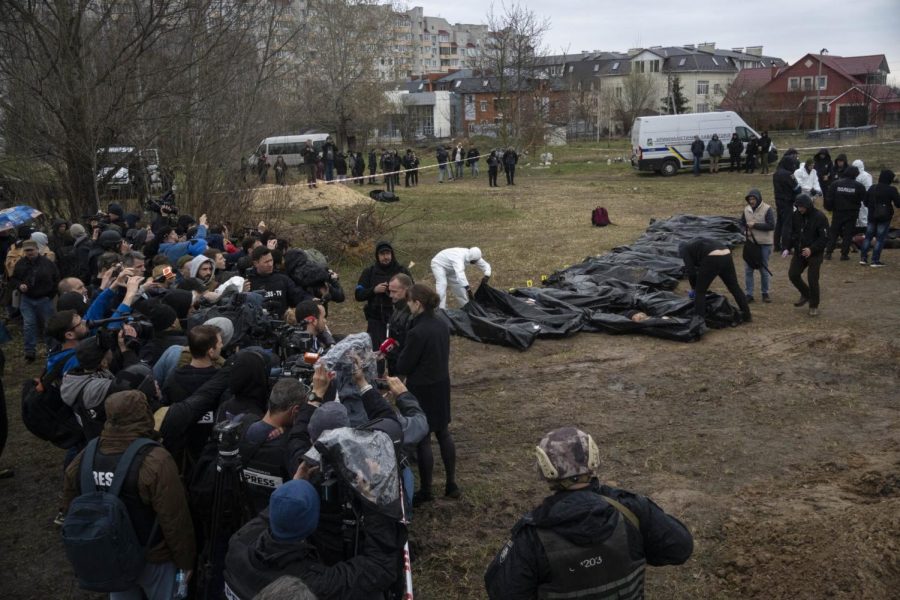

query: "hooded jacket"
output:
355 242 411 323
794 164 822 196
772 157 800 204
10 253 59 299
783 196 830 255
224 509 401 600
826 167 867 212
706 136 724 157
159 223 208 263
865 170 900 224
188 254 215 289
813 149 833 183
727 135 743 157
740 190 775 246
852 159 873 190
217 350 271 421
832 153 848 179
63 391 196 569
484 480 693 599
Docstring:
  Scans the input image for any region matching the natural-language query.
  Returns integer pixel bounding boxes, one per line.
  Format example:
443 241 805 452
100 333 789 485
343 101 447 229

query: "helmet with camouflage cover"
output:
535 427 600 487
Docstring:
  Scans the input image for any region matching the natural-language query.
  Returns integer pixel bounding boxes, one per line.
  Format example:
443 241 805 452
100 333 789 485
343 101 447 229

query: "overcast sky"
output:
406 1 900 84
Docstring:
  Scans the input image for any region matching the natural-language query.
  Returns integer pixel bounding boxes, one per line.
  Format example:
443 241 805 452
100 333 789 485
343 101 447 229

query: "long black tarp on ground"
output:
443 214 746 349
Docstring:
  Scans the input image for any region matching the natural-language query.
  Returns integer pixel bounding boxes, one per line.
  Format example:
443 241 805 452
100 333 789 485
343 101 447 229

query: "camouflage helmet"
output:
535 427 600 483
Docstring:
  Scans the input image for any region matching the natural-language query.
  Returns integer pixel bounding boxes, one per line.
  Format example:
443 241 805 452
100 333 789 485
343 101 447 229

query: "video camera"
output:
144 190 178 215
212 420 243 457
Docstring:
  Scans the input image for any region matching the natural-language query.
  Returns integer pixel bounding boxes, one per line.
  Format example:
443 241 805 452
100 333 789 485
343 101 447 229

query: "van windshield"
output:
735 126 752 142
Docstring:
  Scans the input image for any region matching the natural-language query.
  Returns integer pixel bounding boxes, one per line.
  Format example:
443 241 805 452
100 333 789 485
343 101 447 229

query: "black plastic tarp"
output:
445 214 747 348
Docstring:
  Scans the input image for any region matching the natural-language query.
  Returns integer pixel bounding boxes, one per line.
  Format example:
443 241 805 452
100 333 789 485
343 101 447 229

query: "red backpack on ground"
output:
592 206 611 227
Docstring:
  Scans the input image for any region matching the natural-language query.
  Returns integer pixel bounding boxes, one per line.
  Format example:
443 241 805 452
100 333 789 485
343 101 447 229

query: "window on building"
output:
711 57 718 66
650 60 660 72
678 57 686 66
696 80 709 95
819 102 829 114
696 103 709 113
817 75 827 90
480 100 487 112
713 83 722 96
802 77 814 91
615 87 622 98
611 62 619 71
634 61 645 73
593 64 599 72
568 65 574 73
788 77 800 91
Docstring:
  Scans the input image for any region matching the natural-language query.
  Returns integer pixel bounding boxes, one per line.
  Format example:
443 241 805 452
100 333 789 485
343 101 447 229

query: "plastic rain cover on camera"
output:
318 333 378 398
314 427 402 519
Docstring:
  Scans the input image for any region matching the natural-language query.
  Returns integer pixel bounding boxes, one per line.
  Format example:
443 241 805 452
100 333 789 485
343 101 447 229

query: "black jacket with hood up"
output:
484 479 693 599
772 157 800 205
782 195 830 255
865 169 900 224
355 241 411 323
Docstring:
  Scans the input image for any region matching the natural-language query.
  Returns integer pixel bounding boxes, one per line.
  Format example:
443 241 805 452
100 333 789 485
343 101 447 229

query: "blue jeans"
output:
438 165 448 182
693 155 701 175
19 295 54 355
860 221 890 263
325 160 334 181
744 244 772 297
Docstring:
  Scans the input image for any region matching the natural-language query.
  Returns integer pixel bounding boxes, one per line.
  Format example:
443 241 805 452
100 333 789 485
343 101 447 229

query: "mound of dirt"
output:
252 182 373 211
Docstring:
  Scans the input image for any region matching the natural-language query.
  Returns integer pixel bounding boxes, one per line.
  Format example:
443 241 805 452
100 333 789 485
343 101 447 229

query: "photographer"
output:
284 300 334 353
59 326 142 440
239 378 309 513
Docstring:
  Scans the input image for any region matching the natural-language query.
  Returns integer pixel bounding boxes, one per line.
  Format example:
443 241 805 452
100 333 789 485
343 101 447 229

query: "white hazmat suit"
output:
430 247 491 308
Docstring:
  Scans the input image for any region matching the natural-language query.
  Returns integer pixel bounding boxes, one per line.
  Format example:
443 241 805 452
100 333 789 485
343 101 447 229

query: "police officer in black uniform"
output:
484 427 694 599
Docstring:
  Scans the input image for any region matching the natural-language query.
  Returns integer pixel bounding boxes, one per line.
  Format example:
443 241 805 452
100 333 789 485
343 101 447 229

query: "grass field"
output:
1 133 899 599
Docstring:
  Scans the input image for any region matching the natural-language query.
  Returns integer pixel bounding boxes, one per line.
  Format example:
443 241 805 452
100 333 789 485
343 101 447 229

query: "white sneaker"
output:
871 262 886 268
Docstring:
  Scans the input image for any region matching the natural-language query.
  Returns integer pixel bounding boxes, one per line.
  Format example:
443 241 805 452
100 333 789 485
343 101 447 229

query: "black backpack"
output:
62 438 160 592
20 357 84 449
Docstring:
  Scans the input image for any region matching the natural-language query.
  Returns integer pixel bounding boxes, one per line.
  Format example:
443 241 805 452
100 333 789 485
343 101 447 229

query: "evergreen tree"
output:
660 76 690 114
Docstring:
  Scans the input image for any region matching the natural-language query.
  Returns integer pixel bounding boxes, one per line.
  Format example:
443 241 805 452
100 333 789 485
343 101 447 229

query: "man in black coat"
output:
355 241 411 352
727 133 743 172
503 147 519 184
484 427 693 599
758 131 772 174
824 166 867 260
781 193 830 316
247 246 306 316
690 135 704 176
772 157 801 251
11 240 60 361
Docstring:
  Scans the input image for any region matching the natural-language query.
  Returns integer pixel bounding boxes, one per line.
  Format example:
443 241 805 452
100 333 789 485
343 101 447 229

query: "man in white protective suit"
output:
430 247 491 309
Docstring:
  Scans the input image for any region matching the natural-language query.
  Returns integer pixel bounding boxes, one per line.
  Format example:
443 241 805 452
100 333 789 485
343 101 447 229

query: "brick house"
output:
722 53 895 129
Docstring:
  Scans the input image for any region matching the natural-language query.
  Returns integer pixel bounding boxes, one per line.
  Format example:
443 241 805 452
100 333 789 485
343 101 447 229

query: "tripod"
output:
197 446 254 600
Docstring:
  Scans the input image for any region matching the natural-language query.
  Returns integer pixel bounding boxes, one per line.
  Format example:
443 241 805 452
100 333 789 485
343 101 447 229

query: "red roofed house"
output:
722 53 898 129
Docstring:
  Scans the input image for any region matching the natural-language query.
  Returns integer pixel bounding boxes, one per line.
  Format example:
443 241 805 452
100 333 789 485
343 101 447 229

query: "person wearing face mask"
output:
394 283 459 505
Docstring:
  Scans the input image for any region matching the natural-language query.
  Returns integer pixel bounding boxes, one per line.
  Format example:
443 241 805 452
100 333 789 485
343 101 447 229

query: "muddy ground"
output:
1 140 899 599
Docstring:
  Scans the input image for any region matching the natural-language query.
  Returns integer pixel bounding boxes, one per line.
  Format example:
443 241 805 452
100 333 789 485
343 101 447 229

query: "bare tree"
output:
610 71 657 133
294 0 397 150
484 2 550 148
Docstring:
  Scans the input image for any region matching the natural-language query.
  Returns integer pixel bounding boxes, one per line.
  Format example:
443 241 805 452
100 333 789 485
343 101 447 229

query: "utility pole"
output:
815 48 827 130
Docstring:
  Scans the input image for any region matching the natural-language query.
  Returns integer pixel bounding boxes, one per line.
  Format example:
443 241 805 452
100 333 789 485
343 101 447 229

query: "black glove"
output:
480 276 490 287
465 286 474 300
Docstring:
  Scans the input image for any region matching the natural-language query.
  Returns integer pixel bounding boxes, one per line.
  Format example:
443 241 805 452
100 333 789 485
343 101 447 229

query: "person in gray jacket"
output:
740 189 776 303
707 134 724 174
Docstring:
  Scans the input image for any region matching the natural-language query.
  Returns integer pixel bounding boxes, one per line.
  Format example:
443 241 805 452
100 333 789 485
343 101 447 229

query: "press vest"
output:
536 500 646 600
744 201 774 246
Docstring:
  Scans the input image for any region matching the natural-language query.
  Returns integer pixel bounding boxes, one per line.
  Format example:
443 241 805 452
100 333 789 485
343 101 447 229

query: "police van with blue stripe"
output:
631 111 772 176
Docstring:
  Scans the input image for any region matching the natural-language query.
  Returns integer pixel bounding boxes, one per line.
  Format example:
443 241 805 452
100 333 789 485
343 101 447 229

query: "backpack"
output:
592 206 611 227
370 190 399 203
62 438 159 592
20 356 84 449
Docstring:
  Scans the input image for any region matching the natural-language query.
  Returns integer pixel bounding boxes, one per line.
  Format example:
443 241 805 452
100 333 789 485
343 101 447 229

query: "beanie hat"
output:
107 203 124 218
149 304 178 332
69 223 86 238
176 254 193 270
47 310 78 342
21 240 38 250
57 291 88 316
30 232 49 248
75 336 108 371
203 317 234 347
268 480 320 542
161 289 194 320
308 402 350 443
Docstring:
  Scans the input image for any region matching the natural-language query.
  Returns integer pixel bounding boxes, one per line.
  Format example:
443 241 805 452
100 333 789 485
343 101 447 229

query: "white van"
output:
249 133 333 167
630 111 773 176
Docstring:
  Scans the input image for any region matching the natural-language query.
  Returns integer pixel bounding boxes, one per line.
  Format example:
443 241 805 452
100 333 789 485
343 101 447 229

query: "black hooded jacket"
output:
865 170 900 223
772 157 800 204
217 350 271 421
782 197 830 255
832 153 848 179
813 149 833 183
355 242 411 323
484 480 693 599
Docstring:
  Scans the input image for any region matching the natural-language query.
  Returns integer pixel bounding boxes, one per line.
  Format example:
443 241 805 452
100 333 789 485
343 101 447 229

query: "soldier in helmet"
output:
484 427 693 599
